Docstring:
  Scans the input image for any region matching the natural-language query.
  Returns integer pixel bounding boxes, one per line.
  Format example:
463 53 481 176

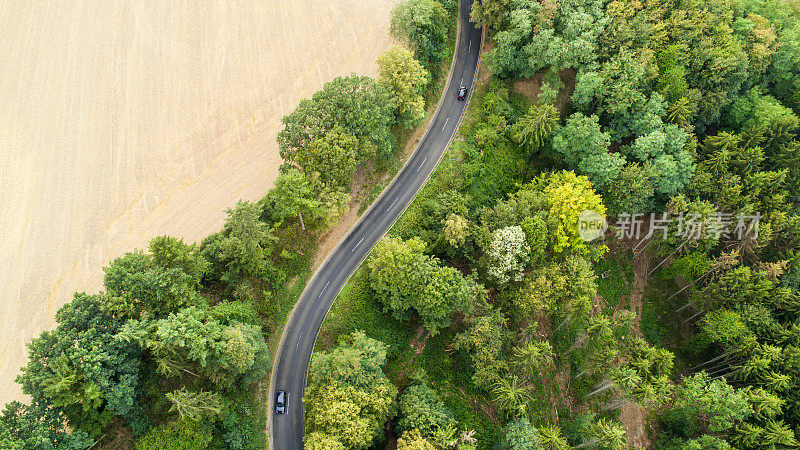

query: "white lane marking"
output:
441 117 449 131
318 281 330 298
417 157 428 171
469 40 472 52
460 77 463 85
351 237 365 252
387 198 398 211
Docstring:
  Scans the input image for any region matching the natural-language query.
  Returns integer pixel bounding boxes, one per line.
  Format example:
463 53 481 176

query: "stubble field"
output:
0 0 398 402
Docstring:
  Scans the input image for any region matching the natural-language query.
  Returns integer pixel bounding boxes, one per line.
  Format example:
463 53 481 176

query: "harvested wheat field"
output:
0 0 398 402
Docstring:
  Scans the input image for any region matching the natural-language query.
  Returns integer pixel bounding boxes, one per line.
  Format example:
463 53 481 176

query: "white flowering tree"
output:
487 226 531 285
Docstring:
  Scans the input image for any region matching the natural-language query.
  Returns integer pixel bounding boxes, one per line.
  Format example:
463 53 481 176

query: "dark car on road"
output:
457 85 467 100
275 390 287 414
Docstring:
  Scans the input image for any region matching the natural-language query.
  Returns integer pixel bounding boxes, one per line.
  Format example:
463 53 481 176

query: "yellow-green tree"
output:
397 429 436 450
295 126 358 189
304 332 398 449
378 46 430 128
304 432 347 450
542 171 607 258
443 213 470 248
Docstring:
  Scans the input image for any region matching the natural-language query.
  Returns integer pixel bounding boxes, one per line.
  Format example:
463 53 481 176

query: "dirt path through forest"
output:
620 241 656 448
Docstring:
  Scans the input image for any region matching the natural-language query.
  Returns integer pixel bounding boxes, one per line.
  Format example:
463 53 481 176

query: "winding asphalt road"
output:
269 1 482 448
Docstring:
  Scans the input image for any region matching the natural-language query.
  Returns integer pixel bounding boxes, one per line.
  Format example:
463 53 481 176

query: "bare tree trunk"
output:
573 438 600 449
633 236 649 252
565 334 587 354
673 270 717 311
704 366 732 378
583 382 614 399
709 371 738 382
553 313 573 335
691 352 730 370
699 360 737 376
648 239 689 276
602 398 633 411
634 240 652 257
682 309 705 323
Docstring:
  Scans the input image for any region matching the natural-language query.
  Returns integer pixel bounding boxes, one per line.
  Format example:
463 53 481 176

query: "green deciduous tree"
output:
397 429 436 450
519 215 548 265
572 70 604 112
488 0 607 77
516 256 597 321
304 432 346 450
597 50 657 139
278 75 395 164
397 384 456 440
578 152 627 190
293 126 358 190
305 332 397 449
264 168 348 231
736 14 779 82
419 265 478 332
201 200 279 284
605 163 658 214
470 0 509 28
367 236 479 334
443 213 470 249
504 416 542 450
652 152 694 196
267 168 319 222
209 300 261 327
551 113 610 168
656 46 689 104
103 251 202 318
149 235 209 287
0 401 93 450
309 330 391 390
17 293 141 437
367 236 429 314
542 171 607 258
391 0 450 73
135 418 212 450
378 46 430 128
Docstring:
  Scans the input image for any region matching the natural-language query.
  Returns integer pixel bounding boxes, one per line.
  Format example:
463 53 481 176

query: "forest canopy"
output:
307 0 800 447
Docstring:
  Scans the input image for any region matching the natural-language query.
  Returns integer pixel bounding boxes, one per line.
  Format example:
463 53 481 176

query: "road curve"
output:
269 1 482 448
